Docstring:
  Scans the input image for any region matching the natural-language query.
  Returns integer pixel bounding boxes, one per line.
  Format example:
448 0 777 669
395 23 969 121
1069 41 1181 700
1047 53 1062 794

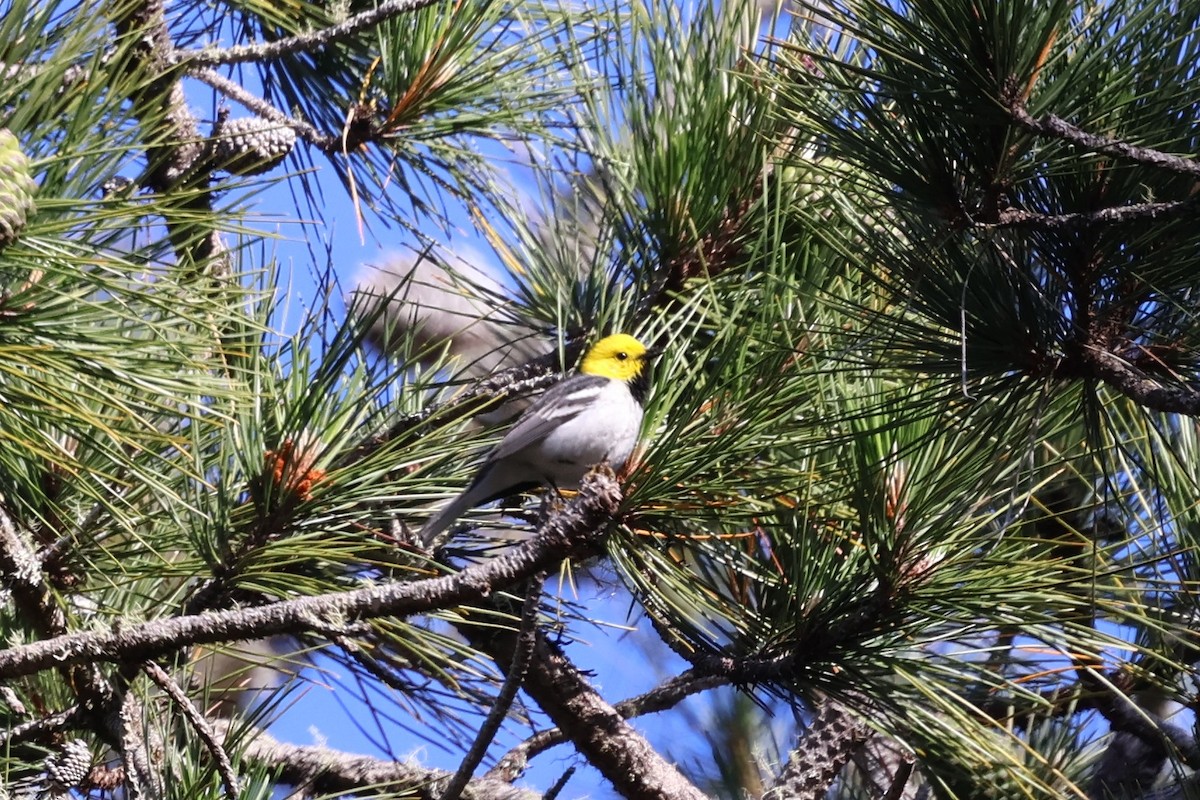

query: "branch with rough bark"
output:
439 578 544 800
0 504 125 772
175 0 446 67
142 661 240 800
1008 98 1200 179
988 198 1200 229
1078 345 1200 416
0 505 67 639
464 606 709 800
111 0 227 272
0 470 622 681
980 92 1200 234
488 669 729 782
208 719 540 800
966 130 1200 418
762 697 873 800
0 705 87 748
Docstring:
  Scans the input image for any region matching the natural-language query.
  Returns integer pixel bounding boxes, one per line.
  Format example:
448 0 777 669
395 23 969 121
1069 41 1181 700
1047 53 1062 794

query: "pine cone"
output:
0 129 38 250
212 117 296 176
44 738 92 790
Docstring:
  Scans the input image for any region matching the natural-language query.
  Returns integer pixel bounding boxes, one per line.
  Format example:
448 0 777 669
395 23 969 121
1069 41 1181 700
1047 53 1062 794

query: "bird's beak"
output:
644 345 663 360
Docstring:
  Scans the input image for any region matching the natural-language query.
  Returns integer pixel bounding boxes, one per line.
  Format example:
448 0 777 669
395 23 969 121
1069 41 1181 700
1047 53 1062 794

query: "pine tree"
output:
2 1 1199 799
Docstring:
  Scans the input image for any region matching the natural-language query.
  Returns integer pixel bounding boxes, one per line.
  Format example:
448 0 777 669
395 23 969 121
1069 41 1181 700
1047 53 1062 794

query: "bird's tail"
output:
421 462 517 548
419 488 482 549
419 467 538 549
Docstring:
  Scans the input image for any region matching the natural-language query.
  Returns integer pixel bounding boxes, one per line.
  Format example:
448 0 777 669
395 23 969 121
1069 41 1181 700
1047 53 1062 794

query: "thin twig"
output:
879 758 915 800
487 669 728 781
0 705 86 747
331 632 424 695
542 767 576 800
177 0 447 67
189 68 339 152
38 496 107 566
683 583 897 687
441 576 544 800
141 661 240 800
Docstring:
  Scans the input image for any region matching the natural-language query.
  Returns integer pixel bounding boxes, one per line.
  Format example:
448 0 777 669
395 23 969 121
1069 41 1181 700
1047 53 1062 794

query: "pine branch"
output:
986 197 1200 229
972 93 1200 229
207 719 540 800
0 470 622 681
1008 97 1200 178
0 504 67 637
1081 346 1200 416
330 632 426 697
610 671 730 721
439 577 544 800
109 0 227 272
647 194 755 310
176 0 447 67
0 506 116 750
0 705 86 748
465 615 709 800
141 661 240 800
488 670 729 782
111 686 161 800
762 697 873 800
189 68 338 153
518 635 708 800
685 583 898 685
0 59 88 91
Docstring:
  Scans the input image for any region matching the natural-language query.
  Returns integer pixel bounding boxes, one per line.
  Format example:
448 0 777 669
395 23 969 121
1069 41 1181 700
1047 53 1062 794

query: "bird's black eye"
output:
616 351 628 360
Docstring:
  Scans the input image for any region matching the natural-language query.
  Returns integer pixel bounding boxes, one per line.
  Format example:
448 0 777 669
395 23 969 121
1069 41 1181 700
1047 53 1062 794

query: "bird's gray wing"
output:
484 374 609 462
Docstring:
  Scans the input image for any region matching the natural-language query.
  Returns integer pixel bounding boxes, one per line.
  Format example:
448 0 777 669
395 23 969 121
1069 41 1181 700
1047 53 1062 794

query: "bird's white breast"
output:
529 378 643 485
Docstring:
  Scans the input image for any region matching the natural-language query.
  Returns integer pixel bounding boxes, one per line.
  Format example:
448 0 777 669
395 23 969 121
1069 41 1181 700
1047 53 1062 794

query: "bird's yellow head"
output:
580 334 654 386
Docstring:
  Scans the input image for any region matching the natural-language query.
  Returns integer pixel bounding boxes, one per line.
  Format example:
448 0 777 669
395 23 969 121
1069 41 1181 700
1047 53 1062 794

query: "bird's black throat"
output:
630 368 650 404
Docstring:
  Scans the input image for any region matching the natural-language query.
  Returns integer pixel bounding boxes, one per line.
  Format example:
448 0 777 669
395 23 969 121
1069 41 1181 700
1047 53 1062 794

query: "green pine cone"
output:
0 129 38 250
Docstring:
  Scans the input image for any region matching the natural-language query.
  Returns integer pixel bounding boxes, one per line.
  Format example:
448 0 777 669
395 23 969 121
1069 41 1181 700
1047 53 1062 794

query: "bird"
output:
420 333 656 547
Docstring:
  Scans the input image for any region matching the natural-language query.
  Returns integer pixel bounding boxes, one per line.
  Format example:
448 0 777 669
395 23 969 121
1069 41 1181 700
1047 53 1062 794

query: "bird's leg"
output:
588 463 618 480
539 483 568 517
